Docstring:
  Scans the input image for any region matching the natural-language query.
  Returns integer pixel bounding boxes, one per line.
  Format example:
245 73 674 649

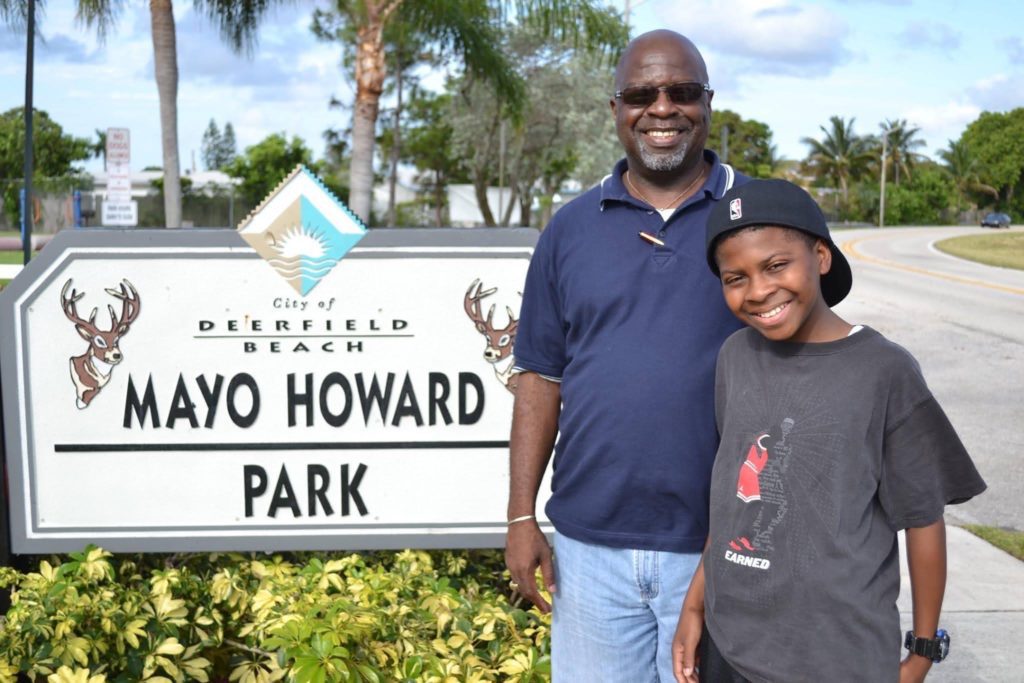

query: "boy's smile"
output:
715 226 850 343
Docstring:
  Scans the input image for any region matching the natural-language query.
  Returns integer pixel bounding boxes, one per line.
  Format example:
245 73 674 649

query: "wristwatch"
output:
904 629 950 663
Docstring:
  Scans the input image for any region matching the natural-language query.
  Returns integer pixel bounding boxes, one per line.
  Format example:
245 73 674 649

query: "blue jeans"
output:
552 531 702 682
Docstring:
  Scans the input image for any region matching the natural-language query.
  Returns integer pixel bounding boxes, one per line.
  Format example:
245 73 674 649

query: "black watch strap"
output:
904 630 950 662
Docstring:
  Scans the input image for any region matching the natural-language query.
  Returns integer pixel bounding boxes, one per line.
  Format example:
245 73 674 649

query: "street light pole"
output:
878 132 887 228
22 0 36 265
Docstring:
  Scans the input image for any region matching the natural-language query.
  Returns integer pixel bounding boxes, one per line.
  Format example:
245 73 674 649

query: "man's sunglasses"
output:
614 82 710 107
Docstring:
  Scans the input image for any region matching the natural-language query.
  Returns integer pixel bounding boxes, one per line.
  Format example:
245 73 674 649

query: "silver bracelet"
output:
507 514 536 525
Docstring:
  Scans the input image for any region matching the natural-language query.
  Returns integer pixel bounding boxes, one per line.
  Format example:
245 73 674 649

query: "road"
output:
833 225 1024 530
833 226 1024 682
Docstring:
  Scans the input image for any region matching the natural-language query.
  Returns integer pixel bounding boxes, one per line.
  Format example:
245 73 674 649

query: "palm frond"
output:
74 0 125 43
192 0 280 55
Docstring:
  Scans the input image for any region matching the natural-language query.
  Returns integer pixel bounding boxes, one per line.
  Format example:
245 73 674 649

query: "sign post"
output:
103 127 137 227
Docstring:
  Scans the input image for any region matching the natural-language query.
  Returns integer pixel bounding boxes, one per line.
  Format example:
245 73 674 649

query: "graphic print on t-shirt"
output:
725 418 795 567
736 434 769 502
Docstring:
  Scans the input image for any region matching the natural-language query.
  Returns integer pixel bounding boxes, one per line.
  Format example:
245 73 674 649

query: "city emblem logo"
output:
237 165 367 296
60 278 141 409
730 198 742 220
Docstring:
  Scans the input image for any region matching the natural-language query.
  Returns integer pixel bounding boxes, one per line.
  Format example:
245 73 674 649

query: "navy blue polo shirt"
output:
515 151 748 553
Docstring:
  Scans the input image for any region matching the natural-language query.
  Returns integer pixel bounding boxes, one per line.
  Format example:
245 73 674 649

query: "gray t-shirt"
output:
704 327 986 683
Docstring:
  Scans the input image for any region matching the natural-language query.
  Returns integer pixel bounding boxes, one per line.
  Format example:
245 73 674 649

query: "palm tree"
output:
801 116 874 208
314 0 624 224
939 138 998 215
0 0 282 227
879 118 927 186
92 128 107 171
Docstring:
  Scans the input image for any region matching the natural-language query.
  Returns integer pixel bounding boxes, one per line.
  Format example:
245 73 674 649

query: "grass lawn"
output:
962 524 1024 561
935 232 1024 271
0 251 37 265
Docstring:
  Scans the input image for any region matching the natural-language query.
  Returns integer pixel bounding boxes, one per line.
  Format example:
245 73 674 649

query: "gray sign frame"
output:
0 228 547 553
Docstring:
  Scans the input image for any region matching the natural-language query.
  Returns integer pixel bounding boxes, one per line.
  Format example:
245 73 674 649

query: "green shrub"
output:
0 547 551 683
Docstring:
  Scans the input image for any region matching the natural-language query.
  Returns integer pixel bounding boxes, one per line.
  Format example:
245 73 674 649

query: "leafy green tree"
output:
319 126 352 204
939 138 998 215
0 107 91 220
448 23 625 227
224 133 315 204
801 116 875 215
707 110 775 178
881 163 956 225
0 0 286 227
879 118 927 186
311 0 624 224
399 90 466 227
958 108 1024 211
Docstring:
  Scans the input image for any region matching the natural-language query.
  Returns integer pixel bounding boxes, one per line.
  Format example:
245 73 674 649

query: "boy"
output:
672 179 986 683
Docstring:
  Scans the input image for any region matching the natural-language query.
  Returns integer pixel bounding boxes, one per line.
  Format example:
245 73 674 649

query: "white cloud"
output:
902 101 981 152
966 72 1024 111
660 0 850 76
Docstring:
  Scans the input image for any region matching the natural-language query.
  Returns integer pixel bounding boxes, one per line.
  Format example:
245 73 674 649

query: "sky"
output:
1 0 1022 175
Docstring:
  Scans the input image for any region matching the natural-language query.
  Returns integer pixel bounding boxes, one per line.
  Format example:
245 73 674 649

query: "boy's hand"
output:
899 653 932 683
671 603 703 683
504 520 556 613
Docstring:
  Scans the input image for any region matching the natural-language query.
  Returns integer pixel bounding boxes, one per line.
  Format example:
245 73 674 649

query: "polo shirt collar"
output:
598 149 731 212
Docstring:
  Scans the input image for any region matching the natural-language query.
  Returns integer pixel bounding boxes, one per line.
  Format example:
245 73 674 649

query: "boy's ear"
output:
816 239 832 275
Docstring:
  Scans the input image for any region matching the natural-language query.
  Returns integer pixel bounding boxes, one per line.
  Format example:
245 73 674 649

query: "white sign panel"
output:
106 128 130 167
106 175 132 198
0 229 545 553
101 201 138 226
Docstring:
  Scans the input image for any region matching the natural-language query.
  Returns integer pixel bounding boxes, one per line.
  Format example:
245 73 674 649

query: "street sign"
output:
105 176 132 204
100 200 138 226
106 128 130 167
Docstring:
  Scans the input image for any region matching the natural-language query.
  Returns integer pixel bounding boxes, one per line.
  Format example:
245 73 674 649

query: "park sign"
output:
0 167 547 553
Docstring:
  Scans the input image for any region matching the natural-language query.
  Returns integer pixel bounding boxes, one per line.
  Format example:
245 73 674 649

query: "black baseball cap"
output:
705 179 852 306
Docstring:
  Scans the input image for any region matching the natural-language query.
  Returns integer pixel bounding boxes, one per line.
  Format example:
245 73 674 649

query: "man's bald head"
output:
615 30 708 89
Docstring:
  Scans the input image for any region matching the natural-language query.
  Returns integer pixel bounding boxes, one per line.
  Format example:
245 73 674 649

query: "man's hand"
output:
899 654 932 683
505 372 560 613
505 519 556 613
671 601 703 683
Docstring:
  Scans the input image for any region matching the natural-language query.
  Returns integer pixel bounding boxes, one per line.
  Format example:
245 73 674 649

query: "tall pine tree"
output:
219 123 237 168
201 119 238 170
201 119 222 170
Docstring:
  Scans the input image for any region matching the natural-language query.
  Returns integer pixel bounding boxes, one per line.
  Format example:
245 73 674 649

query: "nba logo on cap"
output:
729 198 742 220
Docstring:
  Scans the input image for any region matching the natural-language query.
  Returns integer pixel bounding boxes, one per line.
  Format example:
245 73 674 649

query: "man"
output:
505 30 748 681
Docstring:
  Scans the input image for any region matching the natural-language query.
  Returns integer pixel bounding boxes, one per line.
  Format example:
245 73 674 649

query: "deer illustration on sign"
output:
464 279 519 394
60 279 141 409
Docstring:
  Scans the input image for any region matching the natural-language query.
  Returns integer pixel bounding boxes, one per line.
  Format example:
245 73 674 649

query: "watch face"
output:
938 632 950 660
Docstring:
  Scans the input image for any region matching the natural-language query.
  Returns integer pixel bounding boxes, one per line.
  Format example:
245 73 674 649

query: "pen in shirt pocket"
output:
638 231 665 247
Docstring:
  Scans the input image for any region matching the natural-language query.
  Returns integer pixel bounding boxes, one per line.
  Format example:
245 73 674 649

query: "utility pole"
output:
879 132 887 228
498 119 506 225
22 0 36 266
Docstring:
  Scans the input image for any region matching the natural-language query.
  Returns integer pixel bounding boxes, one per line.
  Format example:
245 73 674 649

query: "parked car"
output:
980 212 1011 228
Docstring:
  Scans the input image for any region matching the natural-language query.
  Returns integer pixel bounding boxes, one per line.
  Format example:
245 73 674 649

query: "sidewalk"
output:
0 264 22 279
898 525 1023 681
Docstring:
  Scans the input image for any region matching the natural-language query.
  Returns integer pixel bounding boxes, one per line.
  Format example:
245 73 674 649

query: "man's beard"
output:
636 135 689 172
